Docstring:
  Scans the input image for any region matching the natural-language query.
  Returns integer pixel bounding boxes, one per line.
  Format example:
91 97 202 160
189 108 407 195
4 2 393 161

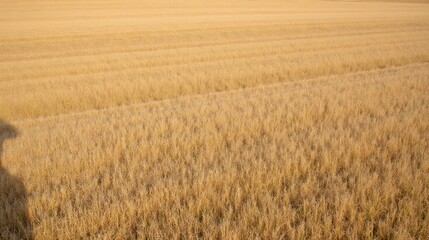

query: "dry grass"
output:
1 0 429 239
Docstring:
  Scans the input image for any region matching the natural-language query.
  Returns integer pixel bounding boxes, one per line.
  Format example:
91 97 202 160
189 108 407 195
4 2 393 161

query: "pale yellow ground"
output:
0 0 428 239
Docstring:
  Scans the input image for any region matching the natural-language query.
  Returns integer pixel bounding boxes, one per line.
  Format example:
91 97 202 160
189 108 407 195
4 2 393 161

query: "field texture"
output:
1 0 429 239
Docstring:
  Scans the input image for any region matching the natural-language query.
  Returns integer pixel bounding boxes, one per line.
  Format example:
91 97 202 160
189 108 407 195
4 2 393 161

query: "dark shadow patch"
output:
0 120 32 239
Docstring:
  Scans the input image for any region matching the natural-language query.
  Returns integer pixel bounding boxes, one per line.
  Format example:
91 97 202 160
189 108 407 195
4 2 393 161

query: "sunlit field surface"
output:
1 0 428 239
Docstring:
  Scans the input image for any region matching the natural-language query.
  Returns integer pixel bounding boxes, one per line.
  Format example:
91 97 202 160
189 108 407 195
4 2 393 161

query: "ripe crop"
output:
1 0 428 239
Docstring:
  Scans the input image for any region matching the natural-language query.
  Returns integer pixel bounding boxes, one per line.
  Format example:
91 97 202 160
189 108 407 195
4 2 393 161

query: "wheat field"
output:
1 0 429 239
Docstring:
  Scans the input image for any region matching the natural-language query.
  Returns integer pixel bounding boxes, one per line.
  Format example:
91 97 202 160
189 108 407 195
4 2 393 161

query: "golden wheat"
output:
1 0 428 239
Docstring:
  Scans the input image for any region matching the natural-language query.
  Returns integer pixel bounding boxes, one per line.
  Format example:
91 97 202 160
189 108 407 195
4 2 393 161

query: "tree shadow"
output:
0 120 32 239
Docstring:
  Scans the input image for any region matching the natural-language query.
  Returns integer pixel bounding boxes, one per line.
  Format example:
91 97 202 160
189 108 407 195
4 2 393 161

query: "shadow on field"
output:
0 120 32 240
